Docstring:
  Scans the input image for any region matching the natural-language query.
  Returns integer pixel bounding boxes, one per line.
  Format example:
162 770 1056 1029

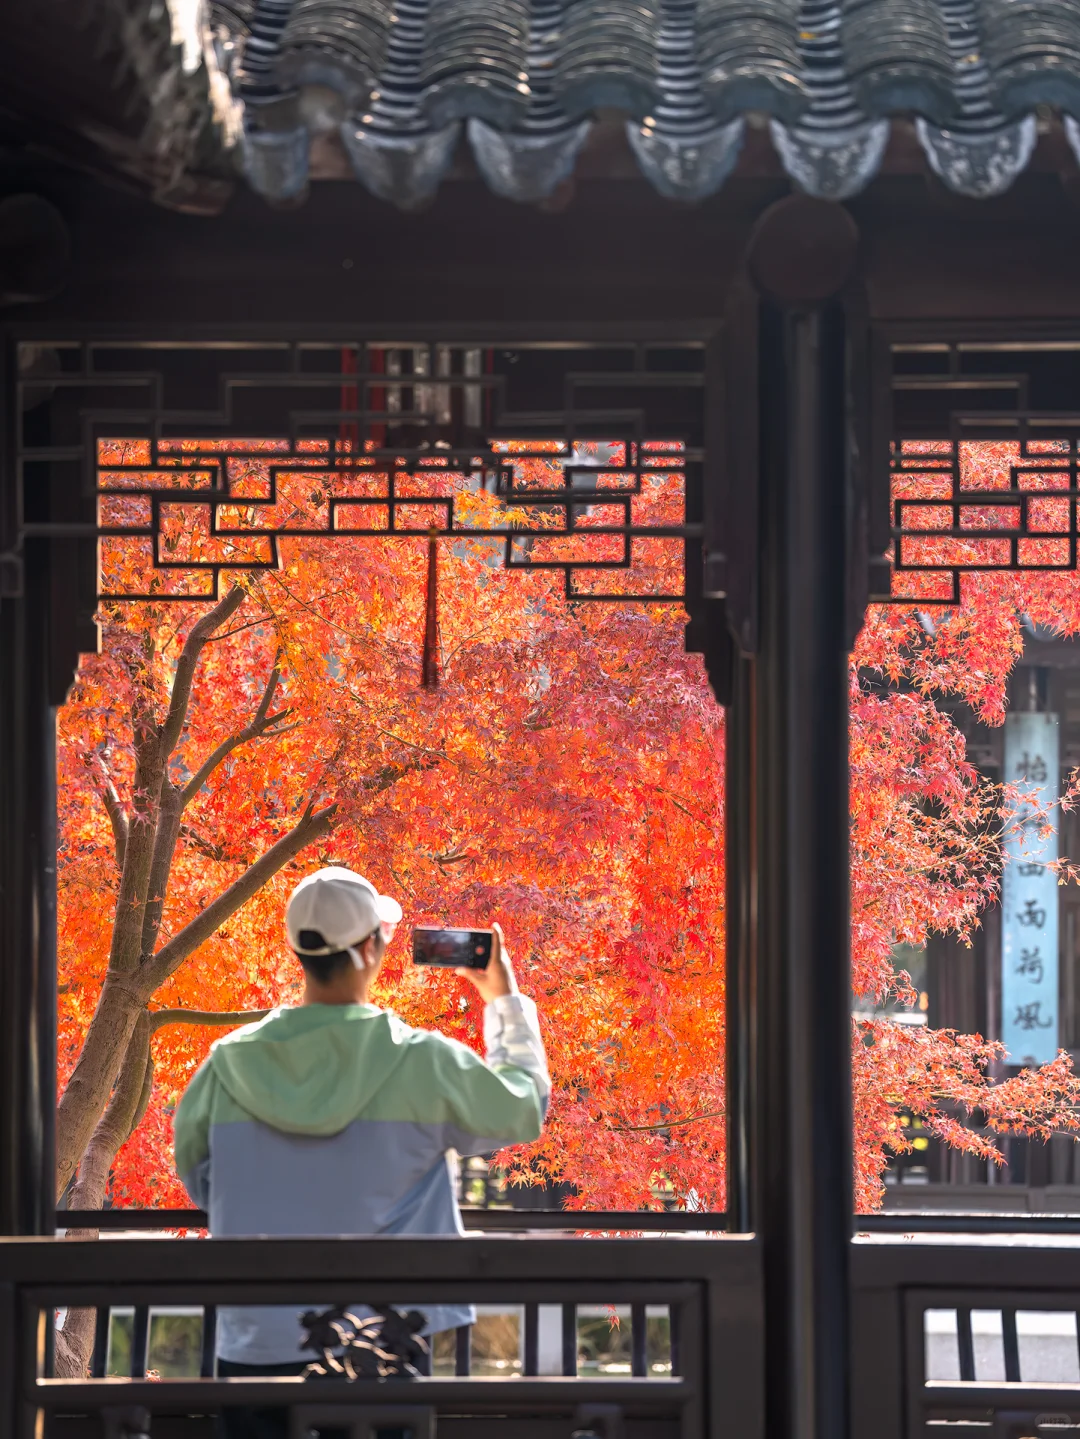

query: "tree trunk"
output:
51 592 346 1375
55 1014 151 1378
55 977 148 1198
68 1012 151 1212
54 1305 99 1381
56 805 334 1195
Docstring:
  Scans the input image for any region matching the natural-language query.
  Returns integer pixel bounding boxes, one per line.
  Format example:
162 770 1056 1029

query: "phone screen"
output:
412 928 493 970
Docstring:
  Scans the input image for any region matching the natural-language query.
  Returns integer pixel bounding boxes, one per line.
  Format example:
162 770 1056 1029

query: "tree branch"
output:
151 1008 271 1031
372 726 448 763
654 788 716 831
179 825 226 863
101 787 129 870
608 1108 726 1134
139 592 260 963
141 800 337 991
159 586 246 758
106 596 240 976
129 1043 155 1138
360 759 436 795
179 658 291 807
86 754 129 869
139 778 184 964
104 691 170 977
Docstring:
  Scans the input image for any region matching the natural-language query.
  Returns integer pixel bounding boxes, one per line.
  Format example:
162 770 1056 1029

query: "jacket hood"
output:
208 1004 412 1136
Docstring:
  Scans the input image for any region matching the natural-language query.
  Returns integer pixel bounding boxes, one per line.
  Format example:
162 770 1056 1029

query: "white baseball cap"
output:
286 866 403 966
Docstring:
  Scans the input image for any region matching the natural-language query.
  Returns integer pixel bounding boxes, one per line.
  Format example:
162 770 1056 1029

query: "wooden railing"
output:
3 1234 761 1439
852 1237 1080 1439
12 1229 1080 1437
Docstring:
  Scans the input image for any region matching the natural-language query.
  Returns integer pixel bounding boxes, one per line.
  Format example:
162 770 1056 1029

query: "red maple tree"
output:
56 437 1080 1238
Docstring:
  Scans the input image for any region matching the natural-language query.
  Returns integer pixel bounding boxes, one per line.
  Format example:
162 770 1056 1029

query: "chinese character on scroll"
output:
1001 711 1060 1065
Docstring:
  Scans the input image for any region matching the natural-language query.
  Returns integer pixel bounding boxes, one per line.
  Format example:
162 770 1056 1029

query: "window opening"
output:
46 339 727 1246
867 342 1080 1211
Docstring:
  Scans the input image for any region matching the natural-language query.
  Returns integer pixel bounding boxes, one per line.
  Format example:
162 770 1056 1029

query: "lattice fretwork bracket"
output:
883 338 1080 605
891 433 1080 605
95 434 688 603
16 340 704 606
24 335 1080 618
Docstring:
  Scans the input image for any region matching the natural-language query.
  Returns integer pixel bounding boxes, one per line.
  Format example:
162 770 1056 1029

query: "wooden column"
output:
727 197 860 1439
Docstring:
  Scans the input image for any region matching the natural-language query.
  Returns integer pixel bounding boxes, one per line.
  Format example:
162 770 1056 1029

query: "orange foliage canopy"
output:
56 439 1080 1217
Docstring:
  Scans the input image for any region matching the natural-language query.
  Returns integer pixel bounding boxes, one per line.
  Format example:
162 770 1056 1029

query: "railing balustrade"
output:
18 1222 1080 1438
2 1235 760 1439
852 1238 1080 1439
83 1301 669 1381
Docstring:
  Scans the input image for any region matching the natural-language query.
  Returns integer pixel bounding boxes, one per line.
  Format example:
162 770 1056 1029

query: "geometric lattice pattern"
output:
18 339 705 606
885 338 1080 604
891 436 1080 604
96 434 688 603
26 334 1080 612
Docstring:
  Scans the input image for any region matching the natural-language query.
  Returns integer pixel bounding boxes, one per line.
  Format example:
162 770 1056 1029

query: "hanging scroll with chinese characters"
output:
1001 711 1061 1066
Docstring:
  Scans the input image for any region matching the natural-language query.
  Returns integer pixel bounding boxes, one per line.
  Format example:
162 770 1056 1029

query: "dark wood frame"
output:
6 160 1080 1439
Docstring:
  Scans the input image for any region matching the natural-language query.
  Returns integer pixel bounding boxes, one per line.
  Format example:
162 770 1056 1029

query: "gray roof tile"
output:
229 0 1080 203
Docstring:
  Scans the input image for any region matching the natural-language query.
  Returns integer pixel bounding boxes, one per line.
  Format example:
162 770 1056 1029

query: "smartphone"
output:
412 927 493 970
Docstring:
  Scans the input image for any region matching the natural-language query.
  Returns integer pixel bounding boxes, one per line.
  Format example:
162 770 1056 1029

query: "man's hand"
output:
456 922 517 1003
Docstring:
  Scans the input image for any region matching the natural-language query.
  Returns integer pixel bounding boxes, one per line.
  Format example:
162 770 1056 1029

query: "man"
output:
174 866 549 1438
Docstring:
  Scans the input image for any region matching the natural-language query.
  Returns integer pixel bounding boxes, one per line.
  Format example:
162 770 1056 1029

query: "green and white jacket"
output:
173 994 549 1364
